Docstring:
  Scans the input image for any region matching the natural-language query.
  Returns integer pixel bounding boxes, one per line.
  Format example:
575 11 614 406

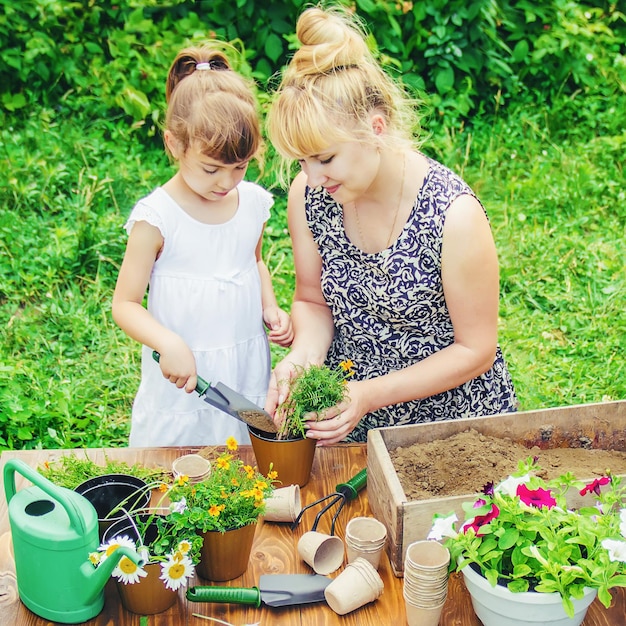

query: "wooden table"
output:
0 444 624 626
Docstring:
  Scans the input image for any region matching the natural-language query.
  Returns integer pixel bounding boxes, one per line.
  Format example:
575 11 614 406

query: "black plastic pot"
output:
75 474 150 540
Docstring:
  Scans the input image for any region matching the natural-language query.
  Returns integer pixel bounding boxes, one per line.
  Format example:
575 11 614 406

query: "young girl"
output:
265 7 517 443
113 45 293 447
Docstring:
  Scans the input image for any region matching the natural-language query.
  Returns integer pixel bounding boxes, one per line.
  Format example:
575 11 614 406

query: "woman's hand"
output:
304 379 370 445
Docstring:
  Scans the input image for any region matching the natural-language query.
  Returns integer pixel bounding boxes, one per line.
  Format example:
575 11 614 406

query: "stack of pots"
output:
403 540 450 626
344 516 387 570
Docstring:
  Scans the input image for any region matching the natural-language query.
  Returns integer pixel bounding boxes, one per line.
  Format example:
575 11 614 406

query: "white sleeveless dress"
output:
125 181 272 447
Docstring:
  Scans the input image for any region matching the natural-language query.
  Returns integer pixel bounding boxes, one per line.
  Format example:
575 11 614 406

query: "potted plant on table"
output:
88 474 203 615
167 437 276 581
248 360 355 487
428 457 626 626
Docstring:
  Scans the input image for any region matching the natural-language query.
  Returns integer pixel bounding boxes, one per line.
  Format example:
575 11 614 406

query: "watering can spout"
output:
82 546 143 605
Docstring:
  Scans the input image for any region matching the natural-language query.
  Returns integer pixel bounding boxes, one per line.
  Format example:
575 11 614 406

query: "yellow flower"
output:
209 504 224 517
226 436 238 451
231 478 240 487
244 465 255 479
254 480 268 491
252 487 264 501
339 359 355 377
217 456 231 471
267 469 279 481
177 474 189 486
159 482 169 492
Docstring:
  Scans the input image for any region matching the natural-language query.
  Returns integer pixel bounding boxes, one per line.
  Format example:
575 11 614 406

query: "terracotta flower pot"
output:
248 426 317 487
197 522 257 582
116 563 178 615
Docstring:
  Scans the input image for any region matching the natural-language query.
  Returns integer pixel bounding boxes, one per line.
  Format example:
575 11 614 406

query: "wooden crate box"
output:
367 400 626 577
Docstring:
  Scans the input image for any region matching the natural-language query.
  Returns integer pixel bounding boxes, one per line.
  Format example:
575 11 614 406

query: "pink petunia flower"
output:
580 476 611 497
517 484 557 509
463 504 500 536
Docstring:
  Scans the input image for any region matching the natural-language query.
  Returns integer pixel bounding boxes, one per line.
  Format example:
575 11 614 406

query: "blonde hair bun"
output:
290 7 371 76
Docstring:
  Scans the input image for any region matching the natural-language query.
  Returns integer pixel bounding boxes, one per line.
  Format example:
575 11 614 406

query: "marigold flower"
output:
226 436 238 451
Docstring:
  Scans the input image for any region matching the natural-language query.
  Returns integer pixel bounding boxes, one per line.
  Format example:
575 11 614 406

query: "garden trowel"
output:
186 573 332 607
151 351 277 433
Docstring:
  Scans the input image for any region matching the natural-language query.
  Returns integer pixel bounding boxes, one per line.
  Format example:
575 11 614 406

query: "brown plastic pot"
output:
196 522 257 582
248 426 317 487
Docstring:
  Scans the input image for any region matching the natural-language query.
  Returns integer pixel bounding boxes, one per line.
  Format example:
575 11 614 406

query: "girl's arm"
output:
112 220 197 392
256 229 293 347
307 193 501 444
265 172 336 414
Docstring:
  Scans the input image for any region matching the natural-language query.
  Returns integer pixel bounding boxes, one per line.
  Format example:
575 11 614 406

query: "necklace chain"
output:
354 155 407 252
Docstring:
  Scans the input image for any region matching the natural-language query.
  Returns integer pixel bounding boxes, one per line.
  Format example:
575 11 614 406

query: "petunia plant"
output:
276 360 355 440
88 475 203 591
167 437 277 533
429 457 626 618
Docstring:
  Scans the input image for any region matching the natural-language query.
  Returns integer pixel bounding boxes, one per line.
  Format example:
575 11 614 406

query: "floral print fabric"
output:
305 156 518 442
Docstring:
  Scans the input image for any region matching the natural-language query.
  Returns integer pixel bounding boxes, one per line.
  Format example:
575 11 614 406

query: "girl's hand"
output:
156 339 197 393
304 380 370 445
264 306 294 347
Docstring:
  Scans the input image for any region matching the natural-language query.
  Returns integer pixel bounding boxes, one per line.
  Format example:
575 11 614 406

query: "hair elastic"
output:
196 62 212 71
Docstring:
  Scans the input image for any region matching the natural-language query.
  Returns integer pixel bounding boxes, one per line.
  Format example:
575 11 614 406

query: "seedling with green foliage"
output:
276 361 354 440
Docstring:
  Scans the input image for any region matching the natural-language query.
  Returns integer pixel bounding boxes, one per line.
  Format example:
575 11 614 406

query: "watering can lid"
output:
9 485 98 550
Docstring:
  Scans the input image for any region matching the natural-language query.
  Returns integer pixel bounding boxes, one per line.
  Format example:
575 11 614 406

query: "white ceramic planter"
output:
461 563 597 626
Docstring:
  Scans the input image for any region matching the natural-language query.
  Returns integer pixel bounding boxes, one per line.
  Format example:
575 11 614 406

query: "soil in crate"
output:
391 429 626 501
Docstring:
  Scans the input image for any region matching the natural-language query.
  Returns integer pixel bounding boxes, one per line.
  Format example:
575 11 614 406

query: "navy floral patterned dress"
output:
305 156 518 442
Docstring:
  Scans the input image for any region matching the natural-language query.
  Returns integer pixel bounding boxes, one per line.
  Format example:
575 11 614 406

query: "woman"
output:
265 6 517 444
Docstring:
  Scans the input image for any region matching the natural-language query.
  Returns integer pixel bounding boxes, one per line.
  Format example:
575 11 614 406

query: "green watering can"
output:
4 459 141 623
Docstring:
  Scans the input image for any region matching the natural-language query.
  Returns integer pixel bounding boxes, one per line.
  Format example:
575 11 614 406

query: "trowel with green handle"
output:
152 350 277 433
186 573 332 607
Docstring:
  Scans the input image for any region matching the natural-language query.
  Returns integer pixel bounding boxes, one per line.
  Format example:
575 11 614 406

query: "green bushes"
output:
2 1 623 131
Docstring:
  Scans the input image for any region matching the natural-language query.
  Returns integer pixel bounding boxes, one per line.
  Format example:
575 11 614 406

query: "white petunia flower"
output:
496 474 531 497
428 513 458 540
160 554 195 591
171 496 187 514
602 538 626 563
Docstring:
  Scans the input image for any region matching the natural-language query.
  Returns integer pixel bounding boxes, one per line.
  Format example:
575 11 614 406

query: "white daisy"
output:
112 555 148 584
176 539 192 556
97 535 137 564
160 554 194 591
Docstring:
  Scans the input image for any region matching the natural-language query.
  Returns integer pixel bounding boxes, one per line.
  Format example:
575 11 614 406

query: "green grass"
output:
1 93 624 450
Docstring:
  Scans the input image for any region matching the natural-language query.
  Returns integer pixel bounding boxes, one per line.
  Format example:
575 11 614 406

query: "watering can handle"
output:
3 458 87 536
